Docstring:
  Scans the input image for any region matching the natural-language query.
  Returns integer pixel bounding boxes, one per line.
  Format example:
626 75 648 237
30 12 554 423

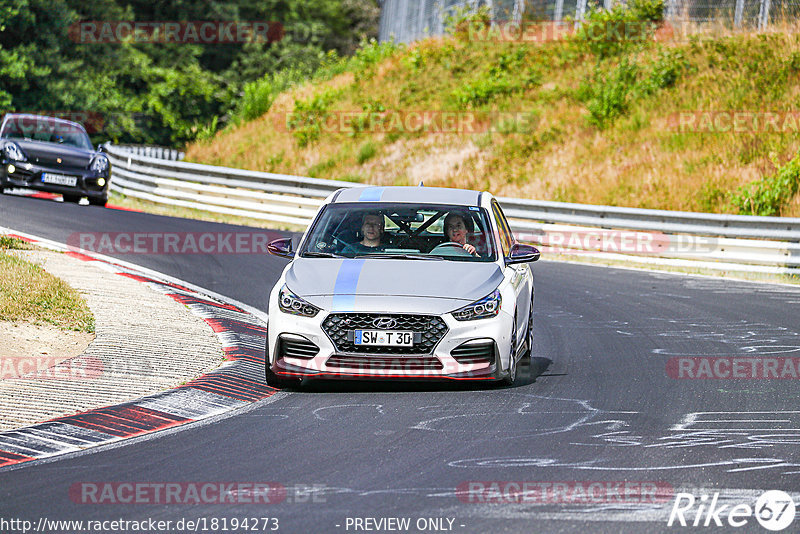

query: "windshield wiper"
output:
358 253 443 261
301 251 345 258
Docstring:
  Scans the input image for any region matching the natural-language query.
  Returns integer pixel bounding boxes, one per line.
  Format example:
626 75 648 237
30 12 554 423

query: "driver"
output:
444 212 477 256
342 211 386 254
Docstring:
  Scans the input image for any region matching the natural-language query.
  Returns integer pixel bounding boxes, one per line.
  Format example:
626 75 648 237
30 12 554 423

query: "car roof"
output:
332 186 484 206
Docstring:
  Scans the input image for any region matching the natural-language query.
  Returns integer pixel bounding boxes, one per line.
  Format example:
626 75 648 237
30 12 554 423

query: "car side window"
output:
491 201 513 257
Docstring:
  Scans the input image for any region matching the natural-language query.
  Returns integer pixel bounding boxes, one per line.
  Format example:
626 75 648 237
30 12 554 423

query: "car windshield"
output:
299 202 497 262
1 116 93 150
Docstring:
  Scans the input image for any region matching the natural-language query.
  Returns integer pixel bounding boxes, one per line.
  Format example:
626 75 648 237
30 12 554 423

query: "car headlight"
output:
3 142 27 162
278 285 320 317
90 155 109 174
452 289 501 321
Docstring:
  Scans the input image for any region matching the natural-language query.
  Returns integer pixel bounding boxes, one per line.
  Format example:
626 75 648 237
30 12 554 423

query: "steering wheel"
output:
430 242 473 257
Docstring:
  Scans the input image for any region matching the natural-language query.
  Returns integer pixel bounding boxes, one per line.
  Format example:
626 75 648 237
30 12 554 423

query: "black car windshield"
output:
1 116 93 150
299 202 497 262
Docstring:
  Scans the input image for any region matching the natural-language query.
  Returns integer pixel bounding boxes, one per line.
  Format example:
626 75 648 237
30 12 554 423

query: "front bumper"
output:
267 308 514 382
1 162 108 199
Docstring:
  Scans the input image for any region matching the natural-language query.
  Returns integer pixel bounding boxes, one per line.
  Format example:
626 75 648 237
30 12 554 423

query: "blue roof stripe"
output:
358 187 385 201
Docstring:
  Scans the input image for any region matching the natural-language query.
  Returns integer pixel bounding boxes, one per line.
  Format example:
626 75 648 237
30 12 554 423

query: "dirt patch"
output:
0 320 93 379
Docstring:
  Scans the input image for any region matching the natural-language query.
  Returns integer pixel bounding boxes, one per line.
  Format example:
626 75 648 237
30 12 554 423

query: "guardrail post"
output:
512 0 524 23
734 0 744 28
575 0 587 28
758 0 771 29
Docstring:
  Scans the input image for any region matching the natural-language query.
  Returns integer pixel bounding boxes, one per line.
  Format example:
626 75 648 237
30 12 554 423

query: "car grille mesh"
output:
451 341 495 365
322 313 448 355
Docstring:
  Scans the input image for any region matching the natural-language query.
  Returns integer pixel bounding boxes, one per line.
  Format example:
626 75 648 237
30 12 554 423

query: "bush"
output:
580 59 639 128
579 49 685 128
232 67 312 124
574 0 665 58
357 141 377 164
287 88 342 147
732 155 800 216
450 48 539 108
445 5 492 42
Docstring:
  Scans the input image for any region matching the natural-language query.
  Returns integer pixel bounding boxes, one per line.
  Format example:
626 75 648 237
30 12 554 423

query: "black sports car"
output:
0 113 110 206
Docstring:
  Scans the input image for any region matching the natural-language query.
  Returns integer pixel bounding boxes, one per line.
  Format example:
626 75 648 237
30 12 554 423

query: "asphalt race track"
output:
2 192 800 533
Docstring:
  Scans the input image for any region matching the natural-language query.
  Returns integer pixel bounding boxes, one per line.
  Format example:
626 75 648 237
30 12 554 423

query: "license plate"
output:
41 173 78 187
354 330 414 346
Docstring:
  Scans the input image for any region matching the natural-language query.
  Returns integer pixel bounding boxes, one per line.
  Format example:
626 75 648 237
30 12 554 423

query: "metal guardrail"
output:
107 144 185 161
106 143 800 274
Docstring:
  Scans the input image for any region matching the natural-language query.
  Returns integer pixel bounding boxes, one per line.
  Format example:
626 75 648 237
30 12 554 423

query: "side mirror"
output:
97 144 107 153
267 237 294 259
507 243 540 264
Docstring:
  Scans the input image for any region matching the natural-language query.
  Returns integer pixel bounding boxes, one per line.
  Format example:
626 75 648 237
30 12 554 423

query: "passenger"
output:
342 212 386 254
444 212 477 256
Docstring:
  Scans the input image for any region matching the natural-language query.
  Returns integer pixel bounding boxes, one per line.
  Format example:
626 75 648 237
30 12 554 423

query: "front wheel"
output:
501 351 518 386
521 296 534 365
500 316 519 386
88 196 107 207
62 194 81 203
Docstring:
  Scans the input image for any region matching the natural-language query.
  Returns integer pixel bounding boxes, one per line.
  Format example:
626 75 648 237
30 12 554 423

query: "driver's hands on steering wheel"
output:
435 241 477 256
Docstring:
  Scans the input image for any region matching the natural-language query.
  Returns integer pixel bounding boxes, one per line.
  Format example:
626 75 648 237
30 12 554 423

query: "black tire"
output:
500 315 519 386
89 197 107 207
62 194 81 203
501 351 518 386
521 296 534 364
264 337 301 389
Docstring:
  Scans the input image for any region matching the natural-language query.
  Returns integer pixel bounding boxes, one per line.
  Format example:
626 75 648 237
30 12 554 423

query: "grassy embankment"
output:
177 4 800 218
0 236 94 332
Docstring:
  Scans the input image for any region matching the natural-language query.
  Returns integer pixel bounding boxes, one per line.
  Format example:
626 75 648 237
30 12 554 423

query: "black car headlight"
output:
278 285 320 317
3 142 27 162
452 289 502 321
90 155 109 174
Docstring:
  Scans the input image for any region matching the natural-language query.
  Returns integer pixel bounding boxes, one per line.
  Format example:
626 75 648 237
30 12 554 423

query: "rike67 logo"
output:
668 490 796 531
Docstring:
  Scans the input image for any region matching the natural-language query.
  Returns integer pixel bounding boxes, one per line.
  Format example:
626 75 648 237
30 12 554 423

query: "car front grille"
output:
451 340 495 365
321 313 448 355
278 336 319 360
326 355 443 371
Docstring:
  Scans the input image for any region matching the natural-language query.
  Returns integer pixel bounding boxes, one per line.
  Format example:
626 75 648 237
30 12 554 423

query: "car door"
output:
491 200 532 354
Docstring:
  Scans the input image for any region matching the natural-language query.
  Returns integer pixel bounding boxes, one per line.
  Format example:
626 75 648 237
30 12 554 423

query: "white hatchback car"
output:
265 186 539 387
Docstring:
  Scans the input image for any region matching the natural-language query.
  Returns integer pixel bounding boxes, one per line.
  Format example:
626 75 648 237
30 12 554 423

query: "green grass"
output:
0 238 95 332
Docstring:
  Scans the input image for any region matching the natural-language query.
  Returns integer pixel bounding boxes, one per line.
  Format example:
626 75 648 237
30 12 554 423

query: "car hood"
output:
285 257 503 310
13 139 95 169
